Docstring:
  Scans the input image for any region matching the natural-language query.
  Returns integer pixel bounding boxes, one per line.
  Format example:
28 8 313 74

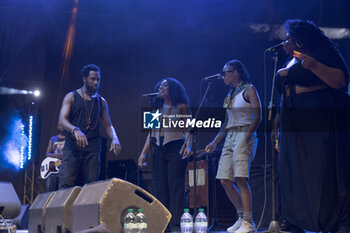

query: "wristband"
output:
72 127 80 135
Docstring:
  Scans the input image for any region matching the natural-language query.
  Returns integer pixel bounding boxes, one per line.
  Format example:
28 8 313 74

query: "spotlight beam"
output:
0 87 41 97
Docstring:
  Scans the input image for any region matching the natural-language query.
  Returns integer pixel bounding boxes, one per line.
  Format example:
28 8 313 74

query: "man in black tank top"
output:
58 64 121 189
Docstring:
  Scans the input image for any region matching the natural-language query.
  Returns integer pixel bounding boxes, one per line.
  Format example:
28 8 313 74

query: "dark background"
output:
1 0 350 224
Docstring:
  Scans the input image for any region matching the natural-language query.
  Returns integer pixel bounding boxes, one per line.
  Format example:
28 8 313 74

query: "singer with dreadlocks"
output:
205 59 262 233
58 64 121 189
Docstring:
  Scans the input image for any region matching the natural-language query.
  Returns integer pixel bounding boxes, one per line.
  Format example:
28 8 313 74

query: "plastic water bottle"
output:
135 209 147 233
194 208 207 233
124 209 137 233
180 209 193 233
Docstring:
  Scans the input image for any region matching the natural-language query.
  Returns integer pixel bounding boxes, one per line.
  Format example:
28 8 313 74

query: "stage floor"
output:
17 230 317 233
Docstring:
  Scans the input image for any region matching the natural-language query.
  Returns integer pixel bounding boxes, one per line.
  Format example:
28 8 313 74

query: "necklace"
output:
81 88 100 131
223 81 249 108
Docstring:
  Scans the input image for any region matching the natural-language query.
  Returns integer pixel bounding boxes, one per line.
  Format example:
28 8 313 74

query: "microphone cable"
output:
254 50 269 232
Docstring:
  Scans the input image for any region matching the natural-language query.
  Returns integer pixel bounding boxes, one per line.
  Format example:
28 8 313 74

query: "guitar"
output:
40 157 61 179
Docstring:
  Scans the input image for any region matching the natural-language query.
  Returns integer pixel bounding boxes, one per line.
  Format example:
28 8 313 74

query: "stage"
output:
1 1 350 233
15 229 317 233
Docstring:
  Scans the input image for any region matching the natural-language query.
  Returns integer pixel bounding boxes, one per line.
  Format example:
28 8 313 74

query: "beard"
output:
86 85 99 95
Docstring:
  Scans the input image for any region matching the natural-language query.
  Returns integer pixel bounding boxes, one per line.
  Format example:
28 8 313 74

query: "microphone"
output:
266 42 284 52
203 73 222 81
142 92 159 97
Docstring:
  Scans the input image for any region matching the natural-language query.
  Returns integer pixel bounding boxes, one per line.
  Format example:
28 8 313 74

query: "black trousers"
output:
46 174 59 192
59 144 101 189
153 139 187 228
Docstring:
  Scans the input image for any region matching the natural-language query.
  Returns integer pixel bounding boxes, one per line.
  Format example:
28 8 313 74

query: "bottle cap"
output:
127 209 134 212
137 209 143 212
184 208 190 212
199 208 204 212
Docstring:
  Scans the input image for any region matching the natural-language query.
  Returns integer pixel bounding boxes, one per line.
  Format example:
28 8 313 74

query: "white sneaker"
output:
227 217 243 233
235 220 256 233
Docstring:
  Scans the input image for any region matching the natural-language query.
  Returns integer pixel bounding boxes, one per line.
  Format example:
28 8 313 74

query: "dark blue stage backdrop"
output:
0 0 349 204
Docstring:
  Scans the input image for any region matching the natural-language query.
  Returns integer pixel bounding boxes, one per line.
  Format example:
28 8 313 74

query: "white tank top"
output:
153 104 185 146
225 88 253 129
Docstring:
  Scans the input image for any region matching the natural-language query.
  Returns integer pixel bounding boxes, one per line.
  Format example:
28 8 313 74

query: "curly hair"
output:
152 77 189 108
283 19 333 50
81 64 101 78
224 59 250 83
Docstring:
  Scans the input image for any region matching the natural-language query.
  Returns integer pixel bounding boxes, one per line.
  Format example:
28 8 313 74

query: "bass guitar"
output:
40 157 61 179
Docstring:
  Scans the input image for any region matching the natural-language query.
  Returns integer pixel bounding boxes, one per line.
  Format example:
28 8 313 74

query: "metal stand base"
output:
208 219 226 231
261 220 290 233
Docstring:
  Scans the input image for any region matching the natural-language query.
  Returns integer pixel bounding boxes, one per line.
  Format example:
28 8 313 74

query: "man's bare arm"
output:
58 92 88 148
100 97 121 155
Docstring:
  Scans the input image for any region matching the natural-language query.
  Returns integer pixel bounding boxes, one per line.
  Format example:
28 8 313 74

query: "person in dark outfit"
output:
138 78 192 231
45 125 65 192
273 19 350 233
58 64 121 189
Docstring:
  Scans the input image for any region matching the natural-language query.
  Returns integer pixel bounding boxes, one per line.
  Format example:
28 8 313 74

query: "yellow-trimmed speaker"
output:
72 178 171 233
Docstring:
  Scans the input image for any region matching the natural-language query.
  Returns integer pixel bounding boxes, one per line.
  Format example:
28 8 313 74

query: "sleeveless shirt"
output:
225 89 253 129
65 90 102 151
50 135 65 153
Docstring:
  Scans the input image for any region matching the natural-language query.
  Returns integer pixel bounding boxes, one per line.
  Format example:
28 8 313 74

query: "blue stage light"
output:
20 123 25 169
27 115 33 161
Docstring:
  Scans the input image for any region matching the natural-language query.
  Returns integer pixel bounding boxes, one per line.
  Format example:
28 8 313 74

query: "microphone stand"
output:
262 50 288 233
138 94 156 193
150 135 156 194
197 80 226 231
181 78 215 219
190 127 198 218
207 150 226 231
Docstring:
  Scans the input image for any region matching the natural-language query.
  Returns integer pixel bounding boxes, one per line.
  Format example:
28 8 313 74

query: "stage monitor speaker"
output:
0 182 21 219
29 192 55 233
72 178 171 233
45 187 81 233
13 204 30 229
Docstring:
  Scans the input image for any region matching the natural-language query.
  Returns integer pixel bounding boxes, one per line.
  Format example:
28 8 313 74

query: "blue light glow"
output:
0 116 28 170
27 115 33 161
20 123 25 169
